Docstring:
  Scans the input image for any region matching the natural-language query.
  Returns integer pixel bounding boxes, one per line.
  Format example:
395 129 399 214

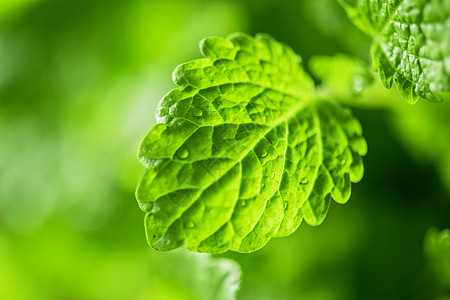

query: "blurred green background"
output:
0 0 449 299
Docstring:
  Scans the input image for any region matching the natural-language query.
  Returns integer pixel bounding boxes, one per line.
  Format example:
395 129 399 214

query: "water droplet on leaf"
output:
186 220 195 228
353 76 363 92
178 148 189 159
192 107 203 117
300 177 308 184
340 159 347 165
139 202 153 212
159 107 167 116
261 149 268 158
240 200 247 207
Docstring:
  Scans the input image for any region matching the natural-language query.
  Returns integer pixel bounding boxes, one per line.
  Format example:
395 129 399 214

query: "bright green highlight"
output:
339 0 450 103
136 33 367 253
309 53 374 100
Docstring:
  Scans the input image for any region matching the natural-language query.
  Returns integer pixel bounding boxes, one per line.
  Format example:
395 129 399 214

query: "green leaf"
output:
136 33 367 253
164 250 241 300
424 228 450 293
338 0 450 103
309 53 374 100
195 255 241 300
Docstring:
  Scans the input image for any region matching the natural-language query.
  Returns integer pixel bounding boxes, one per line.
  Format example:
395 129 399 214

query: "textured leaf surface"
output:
136 33 367 253
339 0 450 103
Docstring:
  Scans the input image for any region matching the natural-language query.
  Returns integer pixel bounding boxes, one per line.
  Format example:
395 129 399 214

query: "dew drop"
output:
186 220 195 228
192 107 203 117
178 148 189 159
139 202 153 212
240 200 247 207
353 76 363 92
261 183 265 188
270 172 275 179
300 177 309 184
340 159 347 166
261 149 268 158
159 107 167 116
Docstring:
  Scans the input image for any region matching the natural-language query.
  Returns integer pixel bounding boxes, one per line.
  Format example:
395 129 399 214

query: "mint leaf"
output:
165 251 241 300
197 255 241 300
309 53 374 100
136 33 367 253
424 228 450 293
338 0 450 103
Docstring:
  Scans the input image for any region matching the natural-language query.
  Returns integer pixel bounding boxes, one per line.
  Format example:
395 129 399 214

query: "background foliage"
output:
0 0 449 299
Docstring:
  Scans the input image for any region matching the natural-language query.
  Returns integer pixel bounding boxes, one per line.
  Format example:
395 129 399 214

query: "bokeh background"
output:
1 0 449 299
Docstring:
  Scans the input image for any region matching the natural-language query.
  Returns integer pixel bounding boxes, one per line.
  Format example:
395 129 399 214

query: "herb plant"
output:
136 0 450 255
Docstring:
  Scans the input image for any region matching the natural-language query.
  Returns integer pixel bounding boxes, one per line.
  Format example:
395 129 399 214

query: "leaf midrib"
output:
151 95 315 248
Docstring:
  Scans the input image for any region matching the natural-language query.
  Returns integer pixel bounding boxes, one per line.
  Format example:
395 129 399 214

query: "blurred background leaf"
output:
424 228 450 299
309 53 374 100
0 0 449 299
